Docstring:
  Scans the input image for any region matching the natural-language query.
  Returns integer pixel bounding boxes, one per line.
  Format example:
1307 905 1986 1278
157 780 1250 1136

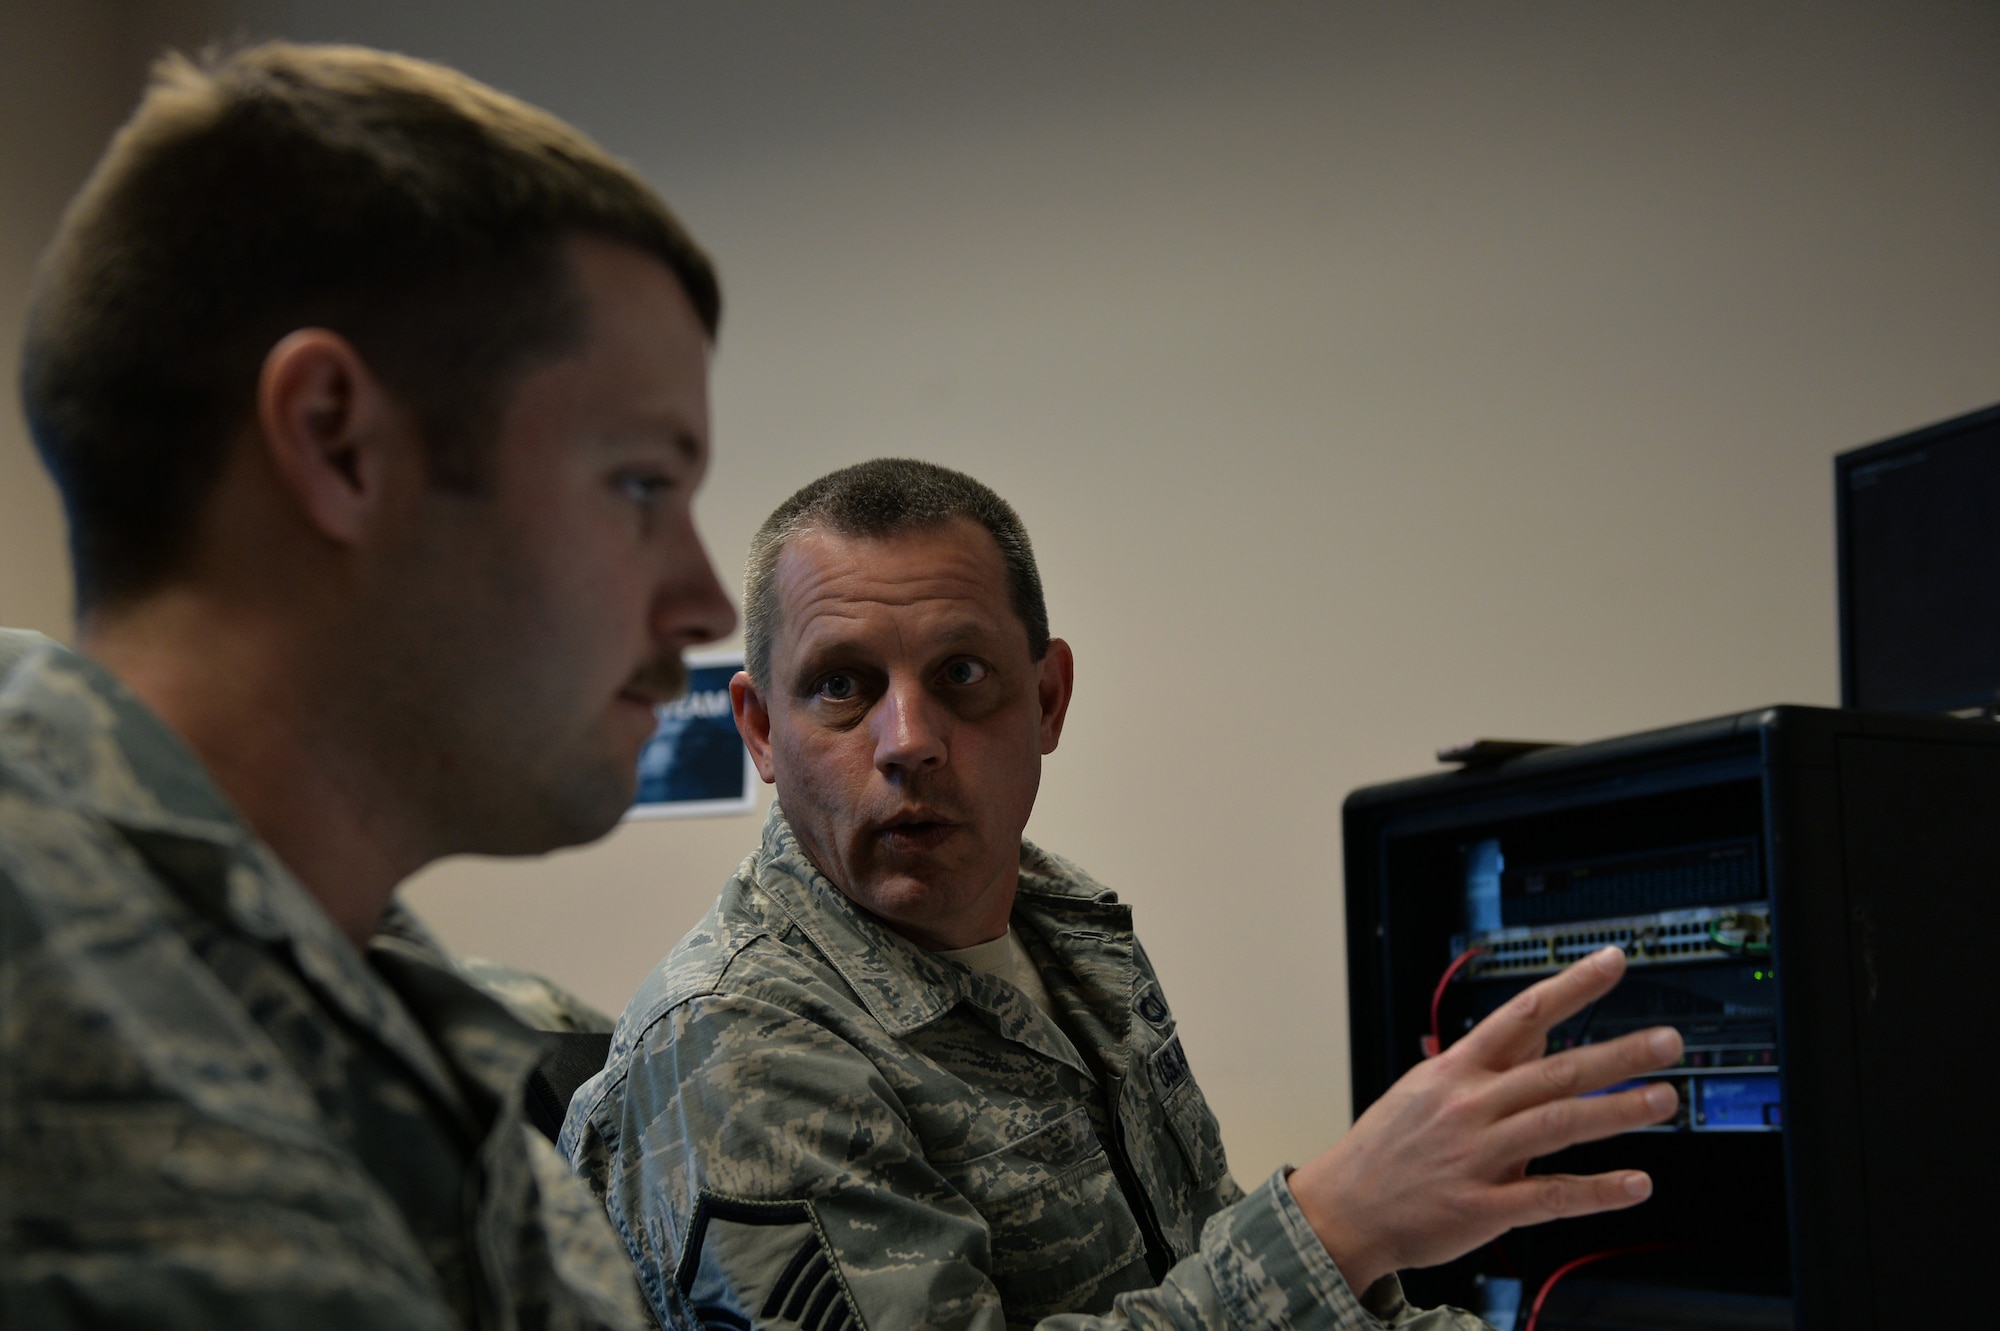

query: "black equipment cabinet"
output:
1342 705 2000 1330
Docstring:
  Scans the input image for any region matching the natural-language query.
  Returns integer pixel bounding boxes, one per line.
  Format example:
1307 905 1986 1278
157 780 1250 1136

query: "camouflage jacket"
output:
0 631 650 1331
563 805 1481 1331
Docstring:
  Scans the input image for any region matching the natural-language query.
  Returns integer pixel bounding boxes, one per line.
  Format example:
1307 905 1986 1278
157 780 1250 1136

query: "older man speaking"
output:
565 460 1682 1330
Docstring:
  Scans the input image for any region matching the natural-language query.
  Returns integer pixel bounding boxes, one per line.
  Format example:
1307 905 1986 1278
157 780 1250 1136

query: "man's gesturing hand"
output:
1288 946 1683 1297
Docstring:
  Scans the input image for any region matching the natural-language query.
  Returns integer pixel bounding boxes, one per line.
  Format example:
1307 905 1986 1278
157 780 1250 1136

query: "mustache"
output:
872 789 968 827
624 654 690 704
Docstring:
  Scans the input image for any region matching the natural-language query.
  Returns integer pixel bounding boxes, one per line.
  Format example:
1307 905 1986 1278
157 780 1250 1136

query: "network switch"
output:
1453 904 1772 980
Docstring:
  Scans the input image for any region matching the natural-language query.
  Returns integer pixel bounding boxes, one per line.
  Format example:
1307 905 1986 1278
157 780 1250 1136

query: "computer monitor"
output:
1837 400 2000 713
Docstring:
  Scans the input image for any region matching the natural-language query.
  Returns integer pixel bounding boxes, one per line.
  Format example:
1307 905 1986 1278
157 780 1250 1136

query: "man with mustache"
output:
2 42 733 1327
565 459 1684 1330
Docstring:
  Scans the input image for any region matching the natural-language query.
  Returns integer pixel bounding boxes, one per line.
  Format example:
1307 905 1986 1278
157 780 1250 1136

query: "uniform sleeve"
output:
0 866 460 1331
583 992 1486 1331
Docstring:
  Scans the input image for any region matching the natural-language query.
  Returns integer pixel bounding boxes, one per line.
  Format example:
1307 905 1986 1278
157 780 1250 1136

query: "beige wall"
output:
0 0 121 638
0 0 229 636
5 1 1997 1183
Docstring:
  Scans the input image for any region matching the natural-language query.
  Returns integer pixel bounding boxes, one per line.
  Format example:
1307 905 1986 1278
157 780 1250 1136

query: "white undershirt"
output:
937 926 1056 1016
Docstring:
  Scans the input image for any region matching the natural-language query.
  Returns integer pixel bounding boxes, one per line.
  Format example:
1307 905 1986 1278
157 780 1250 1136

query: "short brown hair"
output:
20 42 719 613
743 459 1050 687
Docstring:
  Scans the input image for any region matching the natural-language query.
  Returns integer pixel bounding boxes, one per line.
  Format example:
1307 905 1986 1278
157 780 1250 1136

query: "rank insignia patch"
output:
675 1192 864 1331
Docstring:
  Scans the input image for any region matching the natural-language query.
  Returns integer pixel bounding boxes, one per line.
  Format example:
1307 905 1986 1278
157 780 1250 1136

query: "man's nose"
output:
872 679 947 775
653 533 737 650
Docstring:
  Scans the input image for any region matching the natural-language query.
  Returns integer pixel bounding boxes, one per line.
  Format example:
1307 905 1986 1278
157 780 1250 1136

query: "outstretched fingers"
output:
1448 946 1629 1070
1483 1076 1682 1168
1483 1169 1657 1230
1295 943 1684 1287
1484 1025 1684 1122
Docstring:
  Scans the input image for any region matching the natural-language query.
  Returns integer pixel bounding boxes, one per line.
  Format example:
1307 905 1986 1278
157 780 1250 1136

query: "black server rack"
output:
1342 704 2000 1330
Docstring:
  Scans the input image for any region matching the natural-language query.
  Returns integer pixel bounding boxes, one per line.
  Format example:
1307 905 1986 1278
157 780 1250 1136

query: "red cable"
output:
1421 946 1484 1058
1522 1243 1676 1331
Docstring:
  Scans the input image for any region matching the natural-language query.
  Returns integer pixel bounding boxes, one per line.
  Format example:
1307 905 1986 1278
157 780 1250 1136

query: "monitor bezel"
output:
1836 400 2000 712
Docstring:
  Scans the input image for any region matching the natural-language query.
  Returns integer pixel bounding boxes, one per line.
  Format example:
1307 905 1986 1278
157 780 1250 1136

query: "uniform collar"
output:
0 639 480 1121
1013 845 1141 1078
0 634 242 838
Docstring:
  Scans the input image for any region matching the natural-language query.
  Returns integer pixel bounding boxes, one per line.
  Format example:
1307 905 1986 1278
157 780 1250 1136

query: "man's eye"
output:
942 659 989 686
615 472 672 508
816 673 858 702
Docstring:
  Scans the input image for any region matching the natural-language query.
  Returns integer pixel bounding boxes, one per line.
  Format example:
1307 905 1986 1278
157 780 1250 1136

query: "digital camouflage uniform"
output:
563 805 1482 1331
454 955 617 1036
0 631 650 1331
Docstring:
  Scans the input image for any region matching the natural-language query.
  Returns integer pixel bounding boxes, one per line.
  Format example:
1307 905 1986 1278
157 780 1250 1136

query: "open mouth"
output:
875 814 959 854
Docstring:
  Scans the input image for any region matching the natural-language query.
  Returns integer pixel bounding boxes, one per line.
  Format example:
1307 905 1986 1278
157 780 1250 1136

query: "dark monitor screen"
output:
1838 402 2000 712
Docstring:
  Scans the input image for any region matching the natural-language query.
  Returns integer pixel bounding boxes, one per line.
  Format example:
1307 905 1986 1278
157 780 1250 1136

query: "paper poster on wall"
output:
625 648 757 820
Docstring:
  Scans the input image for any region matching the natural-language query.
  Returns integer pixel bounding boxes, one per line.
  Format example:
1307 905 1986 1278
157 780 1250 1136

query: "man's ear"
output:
1036 637 1075 755
256 328 408 545
731 670 780 784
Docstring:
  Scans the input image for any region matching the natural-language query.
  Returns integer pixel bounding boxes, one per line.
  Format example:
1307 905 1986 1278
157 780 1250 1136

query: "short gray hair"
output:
743 459 1049 686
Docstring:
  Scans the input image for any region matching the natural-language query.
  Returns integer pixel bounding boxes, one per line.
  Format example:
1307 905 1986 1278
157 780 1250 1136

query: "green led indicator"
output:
1753 970 1765 980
